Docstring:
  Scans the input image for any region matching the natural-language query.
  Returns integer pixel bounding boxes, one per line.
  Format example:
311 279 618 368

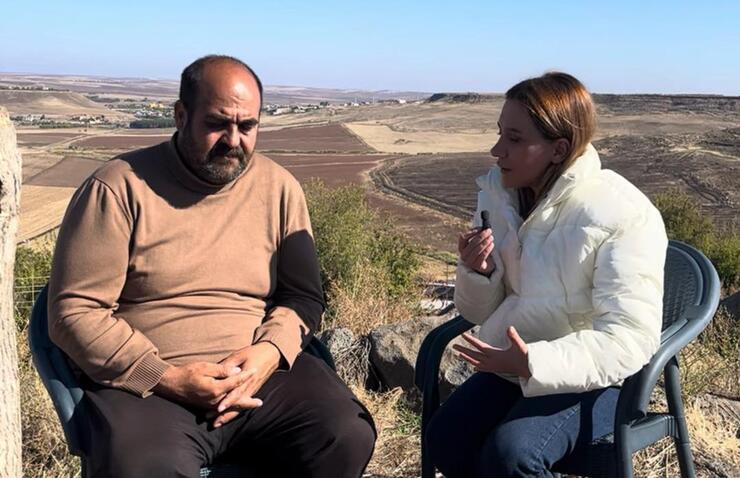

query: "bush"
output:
129 118 176 128
705 234 740 290
653 190 714 246
654 190 739 290
304 180 421 332
305 180 420 302
14 246 53 331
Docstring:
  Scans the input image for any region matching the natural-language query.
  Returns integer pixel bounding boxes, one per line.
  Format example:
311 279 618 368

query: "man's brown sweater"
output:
48 137 324 397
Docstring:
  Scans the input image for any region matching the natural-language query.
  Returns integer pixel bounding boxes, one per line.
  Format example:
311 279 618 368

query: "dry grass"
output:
633 397 740 478
679 307 740 399
353 386 421 478
345 122 493 154
630 306 740 478
325 262 418 336
686 398 740 475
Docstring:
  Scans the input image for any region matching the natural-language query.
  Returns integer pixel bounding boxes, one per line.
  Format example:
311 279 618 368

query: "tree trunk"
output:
0 107 22 477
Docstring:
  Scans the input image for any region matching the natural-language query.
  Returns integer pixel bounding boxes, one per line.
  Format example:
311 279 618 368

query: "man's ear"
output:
552 138 570 164
174 100 188 130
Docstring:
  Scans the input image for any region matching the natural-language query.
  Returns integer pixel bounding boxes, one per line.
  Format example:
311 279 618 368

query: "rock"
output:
368 312 475 409
318 327 371 387
318 327 355 357
719 291 740 320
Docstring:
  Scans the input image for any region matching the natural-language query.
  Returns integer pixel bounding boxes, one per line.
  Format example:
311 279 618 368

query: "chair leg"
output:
420 386 438 478
665 357 697 478
614 421 635 478
421 436 435 478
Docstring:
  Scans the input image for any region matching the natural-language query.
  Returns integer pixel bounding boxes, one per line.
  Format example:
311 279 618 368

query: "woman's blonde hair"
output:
505 72 597 217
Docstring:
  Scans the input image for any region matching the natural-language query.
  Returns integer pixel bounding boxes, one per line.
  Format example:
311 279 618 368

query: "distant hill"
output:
425 91 740 116
0 90 129 118
0 73 429 105
426 92 501 103
592 94 740 116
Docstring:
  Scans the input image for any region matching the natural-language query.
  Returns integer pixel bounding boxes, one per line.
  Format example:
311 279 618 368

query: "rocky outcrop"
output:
426 92 500 103
367 313 474 408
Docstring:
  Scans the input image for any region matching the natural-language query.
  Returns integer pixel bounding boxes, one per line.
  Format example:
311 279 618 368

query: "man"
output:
48 55 376 477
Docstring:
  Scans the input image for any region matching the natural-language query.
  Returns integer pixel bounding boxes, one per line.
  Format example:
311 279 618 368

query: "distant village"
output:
9 91 416 129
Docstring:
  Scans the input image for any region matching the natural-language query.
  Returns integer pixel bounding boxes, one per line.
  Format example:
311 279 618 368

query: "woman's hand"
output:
453 326 531 378
458 227 495 275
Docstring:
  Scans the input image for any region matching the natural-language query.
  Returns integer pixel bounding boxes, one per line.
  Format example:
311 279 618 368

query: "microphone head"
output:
480 210 491 229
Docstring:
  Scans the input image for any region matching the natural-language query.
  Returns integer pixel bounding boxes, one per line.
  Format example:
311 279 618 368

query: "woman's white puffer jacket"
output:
454 144 668 397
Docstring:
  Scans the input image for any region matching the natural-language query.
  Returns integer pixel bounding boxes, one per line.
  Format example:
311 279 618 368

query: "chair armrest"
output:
617 242 721 424
305 336 336 371
414 316 474 405
617 306 713 423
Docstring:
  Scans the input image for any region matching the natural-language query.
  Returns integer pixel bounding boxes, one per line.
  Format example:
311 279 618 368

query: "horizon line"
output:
1 70 739 98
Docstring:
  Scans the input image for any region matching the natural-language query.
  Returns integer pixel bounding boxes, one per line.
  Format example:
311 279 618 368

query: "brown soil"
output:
71 134 171 149
595 129 740 229
267 153 392 187
21 152 64 182
26 157 104 188
16 132 82 147
258 124 371 152
372 152 494 218
367 192 466 255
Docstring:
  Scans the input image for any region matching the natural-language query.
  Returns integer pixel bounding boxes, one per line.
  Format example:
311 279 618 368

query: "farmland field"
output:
268 153 393 186
71 134 171 149
13 93 740 246
258 123 371 152
372 153 494 217
26 157 104 188
16 131 84 147
373 129 740 230
18 185 77 242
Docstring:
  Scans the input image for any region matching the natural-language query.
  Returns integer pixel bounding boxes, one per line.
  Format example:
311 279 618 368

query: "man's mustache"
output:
208 142 246 161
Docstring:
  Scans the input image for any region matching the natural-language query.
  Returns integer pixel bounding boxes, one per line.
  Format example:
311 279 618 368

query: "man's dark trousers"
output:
81 353 376 478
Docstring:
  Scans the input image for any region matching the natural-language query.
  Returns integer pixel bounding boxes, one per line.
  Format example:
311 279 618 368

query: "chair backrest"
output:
661 243 704 332
27 285 86 456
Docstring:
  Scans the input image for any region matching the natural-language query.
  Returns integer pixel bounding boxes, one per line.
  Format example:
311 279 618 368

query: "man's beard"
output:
180 127 252 185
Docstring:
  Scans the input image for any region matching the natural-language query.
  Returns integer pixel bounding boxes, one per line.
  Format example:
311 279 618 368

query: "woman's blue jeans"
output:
426 372 620 477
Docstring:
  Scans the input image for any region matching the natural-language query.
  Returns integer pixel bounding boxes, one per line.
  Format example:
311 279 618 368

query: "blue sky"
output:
1 0 738 94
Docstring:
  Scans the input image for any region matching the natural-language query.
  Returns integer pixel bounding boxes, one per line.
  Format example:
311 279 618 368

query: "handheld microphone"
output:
480 210 491 231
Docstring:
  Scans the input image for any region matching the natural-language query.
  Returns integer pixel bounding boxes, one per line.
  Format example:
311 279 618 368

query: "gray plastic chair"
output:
28 284 336 478
415 240 721 478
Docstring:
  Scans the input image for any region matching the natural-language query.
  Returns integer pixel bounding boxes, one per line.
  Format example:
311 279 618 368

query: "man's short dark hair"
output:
179 55 264 111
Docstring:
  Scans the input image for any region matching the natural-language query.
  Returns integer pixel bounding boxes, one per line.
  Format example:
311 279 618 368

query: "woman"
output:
426 72 668 477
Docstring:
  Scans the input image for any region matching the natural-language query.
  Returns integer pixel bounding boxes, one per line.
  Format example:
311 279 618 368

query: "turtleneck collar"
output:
164 133 253 195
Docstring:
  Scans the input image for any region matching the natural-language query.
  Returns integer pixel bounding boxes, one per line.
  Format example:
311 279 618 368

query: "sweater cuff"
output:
120 353 172 398
253 328 301 370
